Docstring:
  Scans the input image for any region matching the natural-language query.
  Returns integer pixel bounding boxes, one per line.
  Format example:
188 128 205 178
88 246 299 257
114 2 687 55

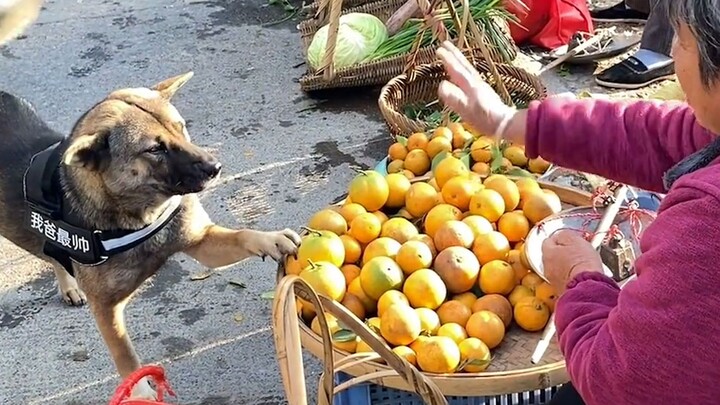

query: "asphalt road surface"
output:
0 1 573 404
0 0 391 403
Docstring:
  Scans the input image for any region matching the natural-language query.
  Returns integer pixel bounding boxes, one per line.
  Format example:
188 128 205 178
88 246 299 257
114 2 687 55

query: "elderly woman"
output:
437 1 720 404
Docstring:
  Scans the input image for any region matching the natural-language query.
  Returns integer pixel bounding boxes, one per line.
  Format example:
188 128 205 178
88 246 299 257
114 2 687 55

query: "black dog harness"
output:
22 140 182 276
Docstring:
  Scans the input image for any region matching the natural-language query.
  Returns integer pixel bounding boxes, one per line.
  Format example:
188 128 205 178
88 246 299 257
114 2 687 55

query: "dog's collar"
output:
22 140 182 274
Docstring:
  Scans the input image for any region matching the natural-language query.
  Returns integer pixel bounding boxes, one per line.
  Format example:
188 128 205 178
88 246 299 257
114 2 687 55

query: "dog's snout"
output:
196 159 222 178
208 161 222 178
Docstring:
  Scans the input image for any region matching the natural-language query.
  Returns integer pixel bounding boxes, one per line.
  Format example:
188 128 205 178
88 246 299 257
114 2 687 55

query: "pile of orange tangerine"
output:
385 123 552 179
286 153 563 374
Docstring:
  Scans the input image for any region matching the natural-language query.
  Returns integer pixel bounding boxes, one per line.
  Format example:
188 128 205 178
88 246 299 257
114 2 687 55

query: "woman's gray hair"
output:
662 0 720 88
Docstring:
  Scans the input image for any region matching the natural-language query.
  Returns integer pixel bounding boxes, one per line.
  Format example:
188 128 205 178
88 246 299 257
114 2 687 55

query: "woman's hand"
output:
435 41 518 140
542 230 605 294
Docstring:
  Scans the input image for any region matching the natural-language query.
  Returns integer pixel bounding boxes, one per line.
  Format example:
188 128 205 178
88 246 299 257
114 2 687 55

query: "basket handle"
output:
273 274 335 405
404 0 448 76
315 298 449 405
316 0 344 81
272 273 449 405
467 18 512 105
443 0 512 105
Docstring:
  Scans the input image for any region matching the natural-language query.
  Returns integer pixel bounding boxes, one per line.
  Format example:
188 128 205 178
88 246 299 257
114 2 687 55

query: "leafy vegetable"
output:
307 13 389 71
366 0 518 63
404 102 460 129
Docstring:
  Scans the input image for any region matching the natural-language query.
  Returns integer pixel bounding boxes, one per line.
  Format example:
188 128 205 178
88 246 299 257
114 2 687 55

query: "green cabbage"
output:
307 13 388 71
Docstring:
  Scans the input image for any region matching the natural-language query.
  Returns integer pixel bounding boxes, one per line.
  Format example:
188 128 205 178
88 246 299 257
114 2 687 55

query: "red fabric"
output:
503 0 594 50
108 365 176 405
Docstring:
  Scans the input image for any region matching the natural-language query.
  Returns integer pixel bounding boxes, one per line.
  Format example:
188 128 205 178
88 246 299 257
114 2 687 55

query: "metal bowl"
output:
524 205 655 281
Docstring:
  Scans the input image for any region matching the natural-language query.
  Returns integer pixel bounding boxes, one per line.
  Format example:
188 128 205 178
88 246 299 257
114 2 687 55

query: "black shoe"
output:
595 56 675 89
591 2 649 23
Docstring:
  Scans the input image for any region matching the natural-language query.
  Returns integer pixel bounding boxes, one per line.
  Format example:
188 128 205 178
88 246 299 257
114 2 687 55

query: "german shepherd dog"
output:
0 0 300 399
1 75 302 398
1 2 302 399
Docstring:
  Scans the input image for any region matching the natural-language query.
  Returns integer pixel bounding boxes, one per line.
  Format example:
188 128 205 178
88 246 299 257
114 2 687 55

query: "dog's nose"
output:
197 160 222 178
206 161 222 178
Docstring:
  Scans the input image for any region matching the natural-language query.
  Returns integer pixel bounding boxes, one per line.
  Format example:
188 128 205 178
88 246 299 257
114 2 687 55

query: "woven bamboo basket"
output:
304 0 373 19
273 273 449 405
273 179 594 401
297 0 518 92
378 60 548 137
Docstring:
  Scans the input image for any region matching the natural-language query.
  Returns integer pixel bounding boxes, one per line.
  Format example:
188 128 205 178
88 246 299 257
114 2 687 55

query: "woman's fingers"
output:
438 41 501 104
441 41 480 81
438 80 469 115
437 47 474 93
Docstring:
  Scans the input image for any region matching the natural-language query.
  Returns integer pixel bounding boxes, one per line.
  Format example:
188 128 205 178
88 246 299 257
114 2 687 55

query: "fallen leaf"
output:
649 80 685 101
228 280 246 288
260 291 275 299
71 350 90 362
190 272 213 281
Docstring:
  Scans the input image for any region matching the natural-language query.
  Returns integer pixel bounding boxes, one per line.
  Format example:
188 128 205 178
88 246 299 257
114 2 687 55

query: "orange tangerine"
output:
407 132 429 151
388 142 408 160
468 189 505 222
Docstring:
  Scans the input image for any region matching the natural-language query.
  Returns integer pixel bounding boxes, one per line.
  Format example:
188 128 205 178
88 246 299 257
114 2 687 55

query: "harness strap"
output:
23 140 182 277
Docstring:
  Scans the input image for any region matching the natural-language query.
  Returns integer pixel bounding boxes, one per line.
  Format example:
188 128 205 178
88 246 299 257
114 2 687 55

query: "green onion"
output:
363 0 518 62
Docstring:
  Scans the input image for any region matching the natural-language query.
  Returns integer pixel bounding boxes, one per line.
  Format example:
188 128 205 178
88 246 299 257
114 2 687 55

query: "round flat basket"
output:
378 60 547 137
275 179 592 398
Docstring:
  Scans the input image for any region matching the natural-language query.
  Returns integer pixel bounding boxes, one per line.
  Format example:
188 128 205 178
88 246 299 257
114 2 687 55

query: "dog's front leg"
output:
184 225 301 268
51 263 87 306
89 299 155 399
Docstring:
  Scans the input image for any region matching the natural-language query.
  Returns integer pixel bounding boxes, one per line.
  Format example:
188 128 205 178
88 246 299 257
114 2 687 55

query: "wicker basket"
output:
379 60 548 137
304 0 373 18
272 179 594 402
297 0 518 92
273 273 448 405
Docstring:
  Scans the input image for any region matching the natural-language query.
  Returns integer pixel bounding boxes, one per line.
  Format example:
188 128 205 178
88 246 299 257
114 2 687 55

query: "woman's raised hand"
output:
436 41 517 140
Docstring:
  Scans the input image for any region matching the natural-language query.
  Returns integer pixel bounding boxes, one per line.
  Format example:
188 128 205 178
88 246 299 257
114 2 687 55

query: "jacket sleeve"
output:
524 98 715 193
554 179 720 404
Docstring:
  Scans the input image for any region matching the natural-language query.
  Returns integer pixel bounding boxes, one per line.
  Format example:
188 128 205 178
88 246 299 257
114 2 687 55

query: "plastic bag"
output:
504 0 594 50
108 365 176 405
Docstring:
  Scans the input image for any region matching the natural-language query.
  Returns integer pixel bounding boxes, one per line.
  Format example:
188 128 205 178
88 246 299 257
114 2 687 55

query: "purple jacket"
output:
525 98 720 404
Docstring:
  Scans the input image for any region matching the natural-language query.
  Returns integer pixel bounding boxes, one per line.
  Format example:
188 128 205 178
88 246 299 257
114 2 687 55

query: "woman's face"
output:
672 23 720 133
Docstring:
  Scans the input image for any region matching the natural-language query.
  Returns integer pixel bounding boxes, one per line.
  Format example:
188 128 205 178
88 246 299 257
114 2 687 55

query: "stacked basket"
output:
297 0 519 92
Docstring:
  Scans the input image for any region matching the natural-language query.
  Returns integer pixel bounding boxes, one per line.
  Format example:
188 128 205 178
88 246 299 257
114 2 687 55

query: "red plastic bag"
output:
108 365 176 405
504 0 594 50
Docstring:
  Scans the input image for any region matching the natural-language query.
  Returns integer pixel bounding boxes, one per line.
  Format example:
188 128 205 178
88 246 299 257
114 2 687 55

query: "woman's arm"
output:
554 177 720 404
507 98 715 193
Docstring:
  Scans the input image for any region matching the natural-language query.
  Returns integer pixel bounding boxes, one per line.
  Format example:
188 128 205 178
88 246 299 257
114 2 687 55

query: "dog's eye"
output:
145 144 167 155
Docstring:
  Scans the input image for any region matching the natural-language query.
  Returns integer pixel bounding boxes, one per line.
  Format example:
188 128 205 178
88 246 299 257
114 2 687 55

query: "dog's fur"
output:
0 75 301 398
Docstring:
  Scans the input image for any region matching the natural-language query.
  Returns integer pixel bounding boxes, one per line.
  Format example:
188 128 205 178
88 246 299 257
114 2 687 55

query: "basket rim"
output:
298 319 566 379
276 179 592 396
299 48 493 89
377 60 547 136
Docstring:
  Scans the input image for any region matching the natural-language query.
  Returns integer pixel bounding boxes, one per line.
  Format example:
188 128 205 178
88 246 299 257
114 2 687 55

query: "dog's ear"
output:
151 72 194 100
63 132 110 170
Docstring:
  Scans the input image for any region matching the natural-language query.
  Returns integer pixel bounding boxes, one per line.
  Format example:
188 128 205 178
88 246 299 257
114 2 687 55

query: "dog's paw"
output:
256 228 302 262
59 286 87 307
55 273 87 306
